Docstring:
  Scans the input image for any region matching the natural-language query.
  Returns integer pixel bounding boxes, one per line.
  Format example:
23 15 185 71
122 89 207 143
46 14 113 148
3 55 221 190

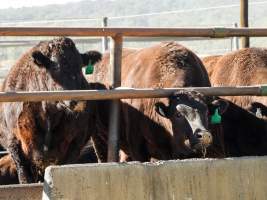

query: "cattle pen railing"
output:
1 27 267 162
0 86 266 102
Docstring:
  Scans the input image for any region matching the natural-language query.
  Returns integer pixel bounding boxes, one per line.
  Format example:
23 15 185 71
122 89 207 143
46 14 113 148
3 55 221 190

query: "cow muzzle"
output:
190 131 215 154
186 130 213 152
195 130 213 147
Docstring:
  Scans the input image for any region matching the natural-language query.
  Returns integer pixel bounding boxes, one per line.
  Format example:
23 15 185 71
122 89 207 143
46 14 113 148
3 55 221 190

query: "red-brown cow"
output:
0 144 98 185
202 51 267 156
0 37 101 183
202 48 267 111
0 154 18 185
201 54 222 79
88 42 227 162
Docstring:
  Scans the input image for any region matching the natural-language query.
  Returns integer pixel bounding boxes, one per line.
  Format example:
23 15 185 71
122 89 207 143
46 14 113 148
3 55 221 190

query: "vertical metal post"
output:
102 17 108 53
108 34 123 162
232 22 239 51
240 0 249 48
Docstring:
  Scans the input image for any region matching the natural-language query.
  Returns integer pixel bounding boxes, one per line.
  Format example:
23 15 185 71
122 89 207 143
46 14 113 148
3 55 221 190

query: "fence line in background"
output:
102 17 109 52
0 36 230 46
0 20 240 55
2 27 267 37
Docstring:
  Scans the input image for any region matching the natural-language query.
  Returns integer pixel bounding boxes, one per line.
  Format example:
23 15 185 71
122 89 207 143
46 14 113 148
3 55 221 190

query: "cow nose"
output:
195 130 213 146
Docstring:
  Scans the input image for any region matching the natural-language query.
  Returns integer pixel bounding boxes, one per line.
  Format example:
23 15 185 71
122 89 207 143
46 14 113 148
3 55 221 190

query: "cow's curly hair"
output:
171 90 207 104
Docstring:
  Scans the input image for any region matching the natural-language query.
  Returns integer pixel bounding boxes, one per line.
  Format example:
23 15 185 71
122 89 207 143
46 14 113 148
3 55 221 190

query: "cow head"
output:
30 37 102 119
155 90 228 158
31 37 101 90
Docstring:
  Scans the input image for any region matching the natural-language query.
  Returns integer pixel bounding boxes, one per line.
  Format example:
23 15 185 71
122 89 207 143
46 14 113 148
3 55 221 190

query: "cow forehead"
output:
48 38 77 53
46 38 82 65
51 37 75 47
172 97 208 111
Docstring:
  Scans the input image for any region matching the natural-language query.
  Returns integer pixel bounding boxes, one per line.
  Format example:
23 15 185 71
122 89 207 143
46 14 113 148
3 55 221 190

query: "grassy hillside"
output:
0 0 267 62
0 0 265 27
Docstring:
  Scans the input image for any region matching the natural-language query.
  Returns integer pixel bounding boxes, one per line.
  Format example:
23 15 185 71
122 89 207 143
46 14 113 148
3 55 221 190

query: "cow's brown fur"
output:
202 48 267 108
0 37 101 183
88 42 211 161
0 143 99 185
0 154 18 185
201 55 222 78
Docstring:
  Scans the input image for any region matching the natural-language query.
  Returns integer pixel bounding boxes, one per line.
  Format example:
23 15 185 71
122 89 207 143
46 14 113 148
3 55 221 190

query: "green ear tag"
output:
85 63 94 74
211 108 222 124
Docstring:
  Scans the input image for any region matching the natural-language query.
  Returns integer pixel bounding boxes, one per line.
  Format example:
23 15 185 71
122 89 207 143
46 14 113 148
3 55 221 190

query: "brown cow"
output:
201 51 267 156
0 37 101 183
0 154 18 185
0 144 98 185
201 54 222 78
202 48 267 109
88 42 227 162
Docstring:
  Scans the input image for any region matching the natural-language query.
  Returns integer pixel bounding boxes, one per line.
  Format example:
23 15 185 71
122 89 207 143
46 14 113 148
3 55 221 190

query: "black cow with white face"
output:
155 91 228 158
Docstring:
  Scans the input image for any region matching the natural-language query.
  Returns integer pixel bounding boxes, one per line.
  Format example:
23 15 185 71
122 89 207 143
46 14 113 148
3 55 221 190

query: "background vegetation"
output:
0 0 267 76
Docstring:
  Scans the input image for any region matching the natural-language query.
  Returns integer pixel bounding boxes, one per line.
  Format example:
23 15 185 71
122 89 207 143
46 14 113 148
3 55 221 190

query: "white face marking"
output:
176 104 206 133
256 108 263 118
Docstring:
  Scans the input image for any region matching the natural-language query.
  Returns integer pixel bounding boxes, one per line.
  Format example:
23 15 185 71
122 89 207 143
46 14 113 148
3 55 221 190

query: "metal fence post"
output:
102 17 108 53
108 34 123 162
232 22 239 51
240 0 249 48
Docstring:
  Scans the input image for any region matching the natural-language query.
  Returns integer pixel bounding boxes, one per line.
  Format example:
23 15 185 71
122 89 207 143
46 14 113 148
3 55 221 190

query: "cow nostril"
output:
194 130 212 144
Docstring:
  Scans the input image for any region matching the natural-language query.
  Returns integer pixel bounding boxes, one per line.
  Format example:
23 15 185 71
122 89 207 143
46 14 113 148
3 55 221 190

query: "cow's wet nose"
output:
195 130 213 146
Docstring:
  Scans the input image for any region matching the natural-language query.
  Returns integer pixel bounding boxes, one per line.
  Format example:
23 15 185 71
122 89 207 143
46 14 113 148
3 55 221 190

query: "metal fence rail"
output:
1 26 267 161
0 86 266 102
1 27 267 37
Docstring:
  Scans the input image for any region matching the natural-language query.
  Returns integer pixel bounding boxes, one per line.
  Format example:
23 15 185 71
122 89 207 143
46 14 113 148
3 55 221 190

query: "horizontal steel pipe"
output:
1 27 267 37
0 151 8 155
0 86 265 102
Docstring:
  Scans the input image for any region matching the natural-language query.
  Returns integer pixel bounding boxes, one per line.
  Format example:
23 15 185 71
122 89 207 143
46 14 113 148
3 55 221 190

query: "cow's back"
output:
201 55 222 78
91 43 210 88
121 43 210 88
90 42 211 160
204 48 267 108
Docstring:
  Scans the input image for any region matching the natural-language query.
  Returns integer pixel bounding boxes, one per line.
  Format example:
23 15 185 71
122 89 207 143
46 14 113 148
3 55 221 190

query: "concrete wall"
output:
0 183 43 200
43 156 267 200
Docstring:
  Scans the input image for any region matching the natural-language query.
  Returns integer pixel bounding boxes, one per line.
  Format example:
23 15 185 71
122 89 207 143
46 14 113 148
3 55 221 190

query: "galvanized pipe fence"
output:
1 26 267 161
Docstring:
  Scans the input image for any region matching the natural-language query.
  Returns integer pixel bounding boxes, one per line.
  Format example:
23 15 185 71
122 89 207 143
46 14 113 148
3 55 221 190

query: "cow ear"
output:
247 102 267 118
81 51 102 67
32 51 51 68
211 99 229 115
155 102 170 118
